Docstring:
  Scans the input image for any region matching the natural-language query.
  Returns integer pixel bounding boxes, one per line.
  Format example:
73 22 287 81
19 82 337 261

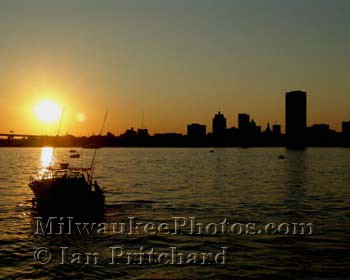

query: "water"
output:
0 148 349 279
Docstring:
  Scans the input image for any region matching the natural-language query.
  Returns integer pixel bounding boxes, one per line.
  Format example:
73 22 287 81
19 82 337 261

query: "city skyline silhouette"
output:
1 90 349 147
1 2 350 280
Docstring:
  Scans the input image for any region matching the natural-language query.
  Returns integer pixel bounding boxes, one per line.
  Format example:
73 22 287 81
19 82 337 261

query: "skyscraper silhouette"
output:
342 121 350 137
285 90 307 148
187 123 206 145
212 111 227 138
238 113 250 131
272 124 281 136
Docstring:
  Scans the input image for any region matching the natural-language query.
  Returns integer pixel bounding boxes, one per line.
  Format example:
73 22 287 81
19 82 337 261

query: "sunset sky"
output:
0 0 349 135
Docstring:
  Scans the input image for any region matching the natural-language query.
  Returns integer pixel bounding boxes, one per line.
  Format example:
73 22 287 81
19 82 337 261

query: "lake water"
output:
0 148 349 279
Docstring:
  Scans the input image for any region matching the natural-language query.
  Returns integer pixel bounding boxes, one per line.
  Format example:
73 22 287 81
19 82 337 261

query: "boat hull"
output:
29 178 105 217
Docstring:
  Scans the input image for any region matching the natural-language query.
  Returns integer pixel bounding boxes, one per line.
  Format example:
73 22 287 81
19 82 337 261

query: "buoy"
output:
278 155 285 159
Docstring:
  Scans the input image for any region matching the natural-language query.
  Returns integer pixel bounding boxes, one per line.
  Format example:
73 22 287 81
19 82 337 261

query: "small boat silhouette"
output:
70 153 80 158
29 111 108 217
29 164 104 216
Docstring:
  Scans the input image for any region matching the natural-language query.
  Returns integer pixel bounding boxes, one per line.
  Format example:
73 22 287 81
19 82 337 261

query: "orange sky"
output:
0 1 349 135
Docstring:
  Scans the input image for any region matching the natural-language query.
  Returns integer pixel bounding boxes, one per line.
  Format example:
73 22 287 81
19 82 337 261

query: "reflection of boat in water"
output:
29 110 108 217
29 163 104 216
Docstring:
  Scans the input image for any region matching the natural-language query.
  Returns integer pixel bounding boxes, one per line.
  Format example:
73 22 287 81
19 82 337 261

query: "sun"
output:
34 100 62 124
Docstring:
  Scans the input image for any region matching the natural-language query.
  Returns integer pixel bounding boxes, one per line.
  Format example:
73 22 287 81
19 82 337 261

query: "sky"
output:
0 0 349 135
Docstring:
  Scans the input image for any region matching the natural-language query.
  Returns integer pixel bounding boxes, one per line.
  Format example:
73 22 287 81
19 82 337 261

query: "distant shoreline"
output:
0 145 349 148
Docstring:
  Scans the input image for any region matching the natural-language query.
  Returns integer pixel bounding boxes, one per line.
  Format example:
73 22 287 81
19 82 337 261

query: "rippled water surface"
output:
0 148 349 279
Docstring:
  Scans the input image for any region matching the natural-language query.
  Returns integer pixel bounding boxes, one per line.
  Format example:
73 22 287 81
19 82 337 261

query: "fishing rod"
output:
49 108 64 169
89 109 108 182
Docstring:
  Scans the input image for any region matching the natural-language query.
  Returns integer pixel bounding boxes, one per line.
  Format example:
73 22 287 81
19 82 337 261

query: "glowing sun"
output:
34 100 62 124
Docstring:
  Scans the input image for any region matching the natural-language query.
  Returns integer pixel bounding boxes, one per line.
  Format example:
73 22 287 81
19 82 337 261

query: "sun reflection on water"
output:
40 147 54 169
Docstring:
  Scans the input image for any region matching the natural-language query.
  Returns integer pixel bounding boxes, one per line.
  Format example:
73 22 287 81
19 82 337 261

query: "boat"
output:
29 164 104 216
59 162 69 169
70 153 81 158
29 110 108 217
69 149 77 153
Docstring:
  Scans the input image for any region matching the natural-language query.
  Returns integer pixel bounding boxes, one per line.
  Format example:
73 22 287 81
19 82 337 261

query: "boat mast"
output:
49 108 64 169
89 110 108 183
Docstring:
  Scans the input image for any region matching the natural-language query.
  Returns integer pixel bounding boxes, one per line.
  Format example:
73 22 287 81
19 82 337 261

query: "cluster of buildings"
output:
187 91 350 147
1 90 349 147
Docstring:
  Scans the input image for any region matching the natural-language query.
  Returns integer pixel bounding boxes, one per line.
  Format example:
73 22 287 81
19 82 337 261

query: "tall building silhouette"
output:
238 113 250 131
342 121 350 137
271 124 282 146
285 90 307 147
212 111 227 138
272 124 281 136
265 122 272 134
187 123 206 145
